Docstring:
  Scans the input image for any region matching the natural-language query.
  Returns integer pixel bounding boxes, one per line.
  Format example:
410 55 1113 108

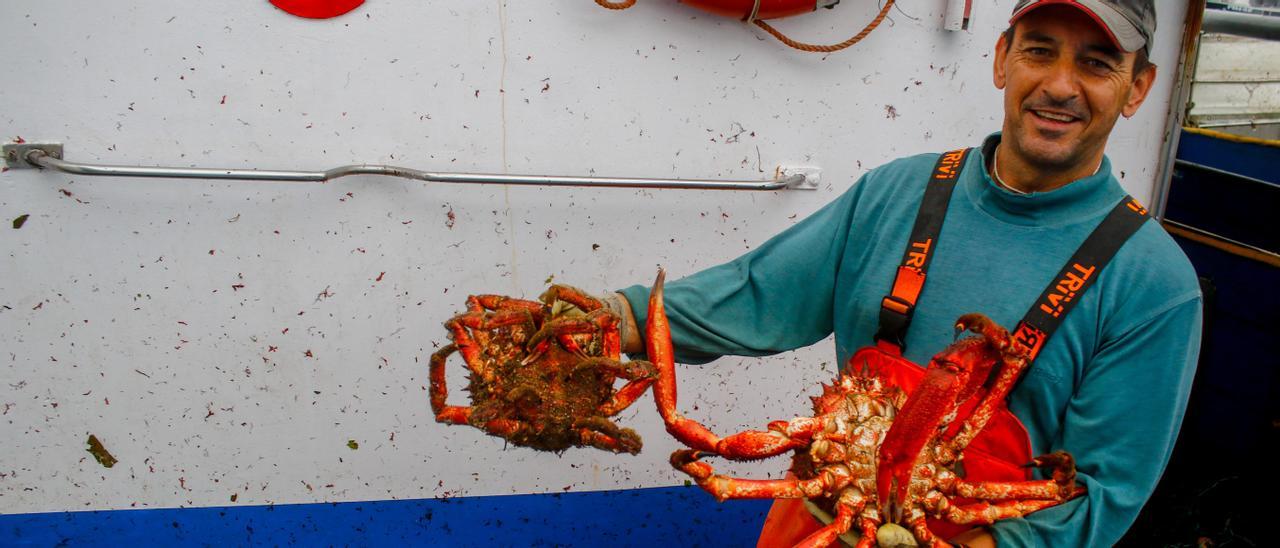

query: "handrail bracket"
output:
4 142 62 169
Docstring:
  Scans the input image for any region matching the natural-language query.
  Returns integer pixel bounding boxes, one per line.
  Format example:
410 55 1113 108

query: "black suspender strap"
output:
874 148 971 351
873 146 1150 361
1011 196 1151 360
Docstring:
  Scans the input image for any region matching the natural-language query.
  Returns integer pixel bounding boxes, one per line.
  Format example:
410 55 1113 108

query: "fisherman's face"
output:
994 5 1155 173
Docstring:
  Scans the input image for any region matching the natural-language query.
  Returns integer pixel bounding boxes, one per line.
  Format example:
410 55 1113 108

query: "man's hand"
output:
601 292 643 354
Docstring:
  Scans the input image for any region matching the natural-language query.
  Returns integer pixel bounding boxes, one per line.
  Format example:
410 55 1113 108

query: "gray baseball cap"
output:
1010 0 1156 54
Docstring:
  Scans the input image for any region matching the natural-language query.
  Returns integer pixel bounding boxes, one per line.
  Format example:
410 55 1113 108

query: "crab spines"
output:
810 381 849 415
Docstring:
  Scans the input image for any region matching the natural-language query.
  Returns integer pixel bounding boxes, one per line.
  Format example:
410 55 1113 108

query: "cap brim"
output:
1010 0 1146 53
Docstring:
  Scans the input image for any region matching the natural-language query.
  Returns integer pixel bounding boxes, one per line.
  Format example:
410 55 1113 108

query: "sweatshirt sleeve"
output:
617 181 864 364
991 295 1203 547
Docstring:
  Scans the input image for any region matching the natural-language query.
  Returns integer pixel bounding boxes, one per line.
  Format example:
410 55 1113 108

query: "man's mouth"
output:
1030 109 1080 124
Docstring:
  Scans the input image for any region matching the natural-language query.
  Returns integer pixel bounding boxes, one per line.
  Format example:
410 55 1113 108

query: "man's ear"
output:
1122 64 1157 118
994 33 1009 90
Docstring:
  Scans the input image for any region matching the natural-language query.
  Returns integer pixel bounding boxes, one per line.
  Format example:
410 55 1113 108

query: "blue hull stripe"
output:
1 486 771 546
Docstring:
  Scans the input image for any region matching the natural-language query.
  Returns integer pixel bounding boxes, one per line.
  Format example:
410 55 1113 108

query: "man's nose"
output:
1039 58 1081 106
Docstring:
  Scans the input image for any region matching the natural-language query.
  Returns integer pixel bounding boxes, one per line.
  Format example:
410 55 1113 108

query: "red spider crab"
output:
644 269 1084 546
430 284 657 454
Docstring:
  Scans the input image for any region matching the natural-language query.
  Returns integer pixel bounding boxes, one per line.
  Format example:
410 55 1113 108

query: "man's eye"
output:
1084 58 1114 72
1026 47 1051 56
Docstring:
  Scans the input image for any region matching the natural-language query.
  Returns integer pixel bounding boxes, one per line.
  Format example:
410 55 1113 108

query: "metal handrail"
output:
1203 8 1280 41
3 143 817 191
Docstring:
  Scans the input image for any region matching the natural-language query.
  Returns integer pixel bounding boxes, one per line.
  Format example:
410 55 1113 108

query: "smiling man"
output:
995 1 1157 195
606 1 1201 546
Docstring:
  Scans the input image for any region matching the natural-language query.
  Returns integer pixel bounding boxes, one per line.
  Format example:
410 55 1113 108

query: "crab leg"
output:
942 451 1083 501
855 517 881 548
525 309 621 363
646 269 819 458
574 416 643 454
430 345 539 438
540 284 606 312
938 315 1031 459
428 344 473 424
950 480 1084 501
478 418 521 435
933 496 1078 525
795 500 857 548
671 450 853 500
536 285 613 357
719 418 827 458
648 269 721 452
904 513 951 548
878 313 1019 515
572 357 658 416
446 308 536 381
468 294 546 316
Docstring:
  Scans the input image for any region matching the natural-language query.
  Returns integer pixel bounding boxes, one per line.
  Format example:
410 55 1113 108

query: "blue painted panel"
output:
1175 131 1280 186
1166 130 1280 252
0 486 772 547
1122 129 1278 546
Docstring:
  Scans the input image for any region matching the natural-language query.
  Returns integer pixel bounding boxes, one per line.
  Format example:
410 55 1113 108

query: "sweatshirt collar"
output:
963 133 1127 226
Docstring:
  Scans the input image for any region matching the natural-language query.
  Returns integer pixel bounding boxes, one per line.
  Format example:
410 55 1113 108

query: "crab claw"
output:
955 313 1014 352
876 359 965 517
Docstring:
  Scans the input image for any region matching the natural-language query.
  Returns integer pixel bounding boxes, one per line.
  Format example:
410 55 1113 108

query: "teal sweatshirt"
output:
619 135 1203 547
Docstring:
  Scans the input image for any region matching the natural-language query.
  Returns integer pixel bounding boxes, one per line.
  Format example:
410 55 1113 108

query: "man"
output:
604 1 1202 546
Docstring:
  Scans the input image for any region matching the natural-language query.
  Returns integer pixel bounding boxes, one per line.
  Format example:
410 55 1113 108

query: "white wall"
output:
0 0 1189 513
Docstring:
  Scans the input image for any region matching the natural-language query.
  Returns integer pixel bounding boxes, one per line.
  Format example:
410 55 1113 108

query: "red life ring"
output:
594 0 895 53
682 0 840 21
270 0 365 19
597 1 838 21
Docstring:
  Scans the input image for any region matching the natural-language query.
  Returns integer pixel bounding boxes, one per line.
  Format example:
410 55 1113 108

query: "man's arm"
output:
613 181 866 363
991 296 1202 546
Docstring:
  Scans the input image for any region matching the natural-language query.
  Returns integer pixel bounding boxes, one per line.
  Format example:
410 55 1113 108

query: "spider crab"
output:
430 283 657 454
644 269 1084 546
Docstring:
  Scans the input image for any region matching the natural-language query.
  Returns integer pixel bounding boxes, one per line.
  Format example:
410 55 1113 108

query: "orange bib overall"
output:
754 148 1148 546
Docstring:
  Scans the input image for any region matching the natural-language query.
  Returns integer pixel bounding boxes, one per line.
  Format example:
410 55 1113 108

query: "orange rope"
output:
594 0 637 9
754 0 896 53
